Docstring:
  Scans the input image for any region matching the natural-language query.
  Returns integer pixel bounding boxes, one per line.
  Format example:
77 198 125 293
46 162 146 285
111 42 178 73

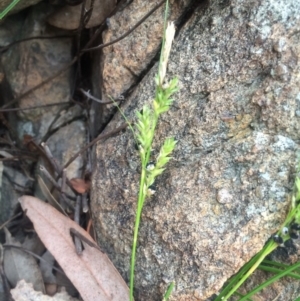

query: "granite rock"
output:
97 0 196 128
91 0 300 300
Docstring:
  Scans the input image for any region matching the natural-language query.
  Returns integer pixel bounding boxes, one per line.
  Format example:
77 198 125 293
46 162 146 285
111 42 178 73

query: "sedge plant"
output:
215 159 300 301
128 4 178 301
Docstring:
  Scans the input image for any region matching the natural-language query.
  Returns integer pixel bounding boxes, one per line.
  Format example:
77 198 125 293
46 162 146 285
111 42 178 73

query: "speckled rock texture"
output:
101 0 193 100
97 0 196 128
92 0 300 300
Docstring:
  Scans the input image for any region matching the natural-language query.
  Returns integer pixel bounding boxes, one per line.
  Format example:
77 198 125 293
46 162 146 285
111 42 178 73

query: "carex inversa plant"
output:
129 2 178 300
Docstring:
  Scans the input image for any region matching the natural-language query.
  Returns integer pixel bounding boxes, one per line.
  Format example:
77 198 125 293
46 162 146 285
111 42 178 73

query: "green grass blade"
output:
0 0 21 19
162 281 175 301
130 167 146 301
108 95 137 144
262 259 292 268
262 259 300 274
258 264 300 280
238 261 300 301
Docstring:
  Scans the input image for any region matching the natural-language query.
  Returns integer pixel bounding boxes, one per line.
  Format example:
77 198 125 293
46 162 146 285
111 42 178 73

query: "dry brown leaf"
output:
19 196 130 301
69 178 90 194
47 0 116 30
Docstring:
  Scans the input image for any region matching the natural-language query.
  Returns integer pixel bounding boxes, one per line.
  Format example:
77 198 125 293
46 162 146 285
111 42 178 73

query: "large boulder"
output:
91 0 300 300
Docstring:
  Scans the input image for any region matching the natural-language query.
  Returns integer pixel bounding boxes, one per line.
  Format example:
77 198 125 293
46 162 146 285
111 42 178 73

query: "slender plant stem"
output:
259 265 300 279
162 281 175 301
129 114 159 300
262 259 300 270
144 115 158 168
130 168 146 301
129 2 176 299
0 0 21 19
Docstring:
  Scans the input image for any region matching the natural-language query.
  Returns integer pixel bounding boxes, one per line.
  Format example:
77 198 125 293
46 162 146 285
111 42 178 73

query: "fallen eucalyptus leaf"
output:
19 196 130 301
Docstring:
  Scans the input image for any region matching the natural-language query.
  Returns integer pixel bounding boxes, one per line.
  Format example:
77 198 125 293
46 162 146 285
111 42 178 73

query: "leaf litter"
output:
19 195 130 301
3 227 45 293
11 280 79 301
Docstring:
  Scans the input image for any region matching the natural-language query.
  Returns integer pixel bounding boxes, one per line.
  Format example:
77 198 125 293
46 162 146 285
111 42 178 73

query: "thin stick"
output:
73 0 90 86
83 0 95 26
1 57 78 109
79 89 119 104
82 193 89 213
3 245 64 275
39 166 75 200
70 228 102 251
61 169 67 195
81 0 165 53
0 102 69 112
0 156 36 162
62 123 128 170
0 212 22 231
74 196 81 225
39 165 61 189
60 193 74 210
60 169 76 210
79 0 131 50
0 35 73 53
41 143 61 175
74 196 83 254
